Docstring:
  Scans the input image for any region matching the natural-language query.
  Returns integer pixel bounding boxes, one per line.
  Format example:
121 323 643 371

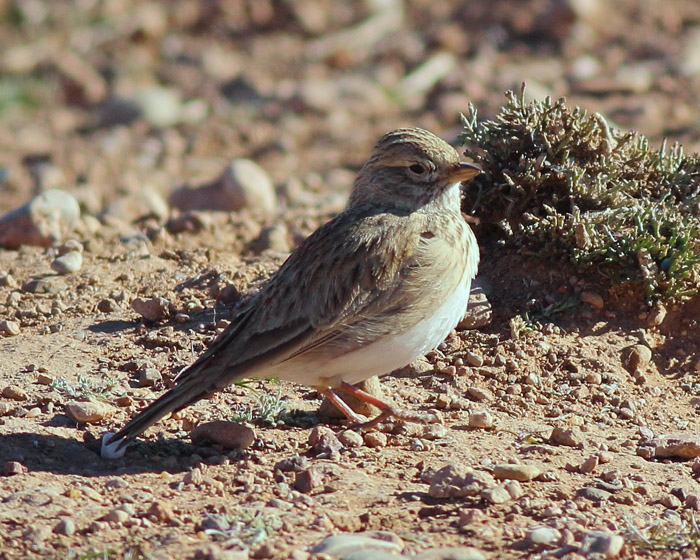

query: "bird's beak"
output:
446 162 481 183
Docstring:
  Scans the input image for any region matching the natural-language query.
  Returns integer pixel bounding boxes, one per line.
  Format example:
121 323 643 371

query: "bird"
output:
102 127 481 458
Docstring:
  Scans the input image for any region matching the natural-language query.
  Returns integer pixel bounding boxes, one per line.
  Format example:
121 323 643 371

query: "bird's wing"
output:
174 209 435 391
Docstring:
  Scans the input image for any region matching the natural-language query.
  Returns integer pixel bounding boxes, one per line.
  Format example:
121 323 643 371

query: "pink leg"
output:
336 382 442 429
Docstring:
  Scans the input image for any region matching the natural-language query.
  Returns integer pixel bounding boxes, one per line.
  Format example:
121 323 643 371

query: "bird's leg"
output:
318 388 366 424
337 381 442 429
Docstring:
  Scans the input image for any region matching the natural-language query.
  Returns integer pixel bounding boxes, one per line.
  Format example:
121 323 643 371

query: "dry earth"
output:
1 1 700 559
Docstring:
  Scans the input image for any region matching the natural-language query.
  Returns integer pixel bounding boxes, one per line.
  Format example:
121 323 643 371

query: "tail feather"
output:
106 372 211 452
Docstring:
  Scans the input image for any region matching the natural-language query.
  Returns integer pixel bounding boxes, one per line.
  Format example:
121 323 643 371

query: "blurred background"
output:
0 0 699 216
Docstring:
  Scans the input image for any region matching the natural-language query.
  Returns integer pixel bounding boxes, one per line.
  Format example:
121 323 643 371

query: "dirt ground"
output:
1 1 700 559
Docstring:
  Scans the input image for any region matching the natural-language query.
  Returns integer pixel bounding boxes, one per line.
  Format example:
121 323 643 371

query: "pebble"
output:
364 432 388 448
184 468 203 486
465 352 484 367
579 291 604 309
503 479 523 500
468 410 494 429
103 507 131 524
621 344 652 373
53 518 76 536
138 366 161 387
549 426 582 447
579 487 612 502
527 526 561 545
1 461 27 476
220 159 277 215
311 430 344 455
638 433 700 460
51 251 83 274
423 424 447 440
0 189 80 249
493 463 541 482
414 547 486 560
482 485 512 504
428 464 496 499
578 531 624 557
190 421 256 449
2 385 27 400
147 499 174 522
0 320 20 336
459 285 492 329
337 430 364 448
311 533 404 557
466 387 493 402
579 455 599 474
131 296 172 322
65 400 116 423
103 189 170 224
294 467 323 493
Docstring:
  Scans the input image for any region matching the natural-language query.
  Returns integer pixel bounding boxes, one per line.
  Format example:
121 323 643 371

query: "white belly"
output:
276 276 473 387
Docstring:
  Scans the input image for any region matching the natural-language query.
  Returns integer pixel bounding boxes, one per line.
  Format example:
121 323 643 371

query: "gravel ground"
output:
1 1 700 559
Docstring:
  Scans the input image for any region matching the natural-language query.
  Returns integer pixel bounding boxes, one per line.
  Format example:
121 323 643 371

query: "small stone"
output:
579 487 612 502
147 500 174 522
1 461 27 476
103 189 170 224
468 410 494 429
579 455 599 474
2 385 27 400
337 430 364 448
311 533 404 557
184 468 203 485
646 304 667 327
465 352 484 367
428 464 496 499
550 426 582 447
53 518 76 536
482 485 512 504
660 494 682 509
251 224 290 254
414 546 486 560
466 387 493 402
311 430 343 455
220 159 277 215
459 284 492 329
493 464 541 482
294 467 323 493
138 366 161 387
0 320 20 336
190 421 255 449
0 189 80 249
527 526 561 545
103 508 130 524
578 531 624 557
423 424 447 440
36 373 53 385
503 480 523 500
621 345 652 373
580 291 604 309
364 432 388 448
640 433 700 460
131 297 171 322
51 251 83 274
97 298 117 312
65 400 115 423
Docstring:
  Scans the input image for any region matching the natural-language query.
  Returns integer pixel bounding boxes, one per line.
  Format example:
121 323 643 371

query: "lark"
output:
103 127 481 457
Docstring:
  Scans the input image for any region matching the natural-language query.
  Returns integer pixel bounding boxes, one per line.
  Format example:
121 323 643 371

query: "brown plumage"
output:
103 128 480 456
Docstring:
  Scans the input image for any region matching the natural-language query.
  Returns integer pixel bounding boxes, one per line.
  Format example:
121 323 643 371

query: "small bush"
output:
460 86 700 303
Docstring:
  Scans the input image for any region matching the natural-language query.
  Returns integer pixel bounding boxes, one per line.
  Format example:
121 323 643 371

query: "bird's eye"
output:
409 163 426 175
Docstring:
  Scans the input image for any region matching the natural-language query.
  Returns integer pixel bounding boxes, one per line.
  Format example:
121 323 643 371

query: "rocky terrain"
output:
1 1 700 559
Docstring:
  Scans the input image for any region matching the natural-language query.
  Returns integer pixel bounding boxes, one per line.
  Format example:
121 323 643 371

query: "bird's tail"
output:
104 366 212 453
104 308 255 454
